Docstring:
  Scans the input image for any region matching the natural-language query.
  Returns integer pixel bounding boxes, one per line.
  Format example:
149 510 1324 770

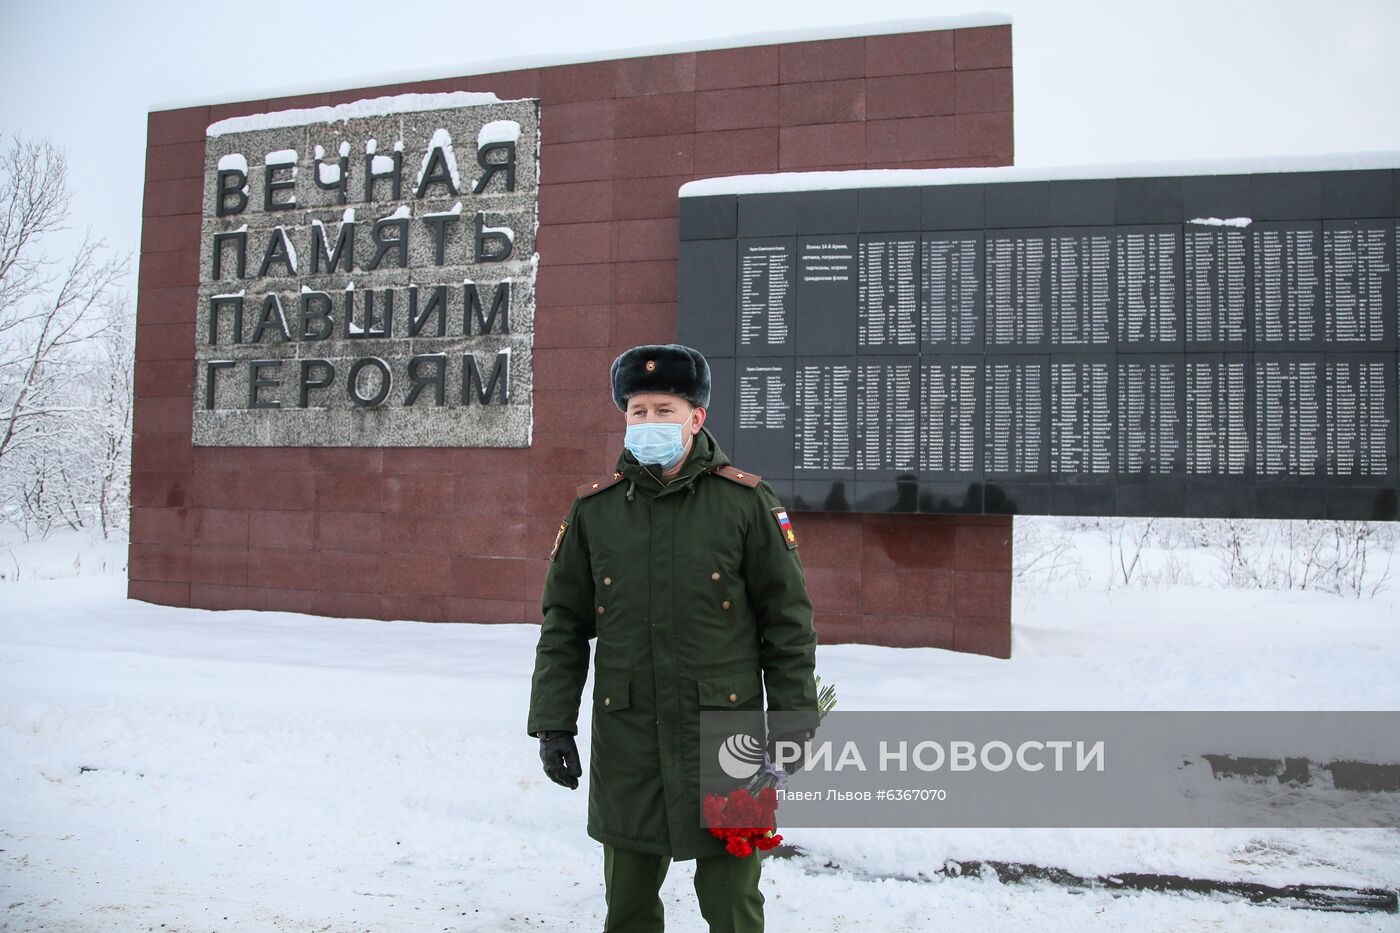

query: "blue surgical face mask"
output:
625 416 693 470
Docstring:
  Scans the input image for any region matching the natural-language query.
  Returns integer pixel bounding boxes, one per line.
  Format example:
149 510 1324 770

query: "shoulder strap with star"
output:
576 470 626 498
712 464 762 488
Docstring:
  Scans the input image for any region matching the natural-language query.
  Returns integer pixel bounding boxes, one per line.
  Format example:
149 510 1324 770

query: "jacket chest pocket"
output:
593 563 618 622
707 552 736 614
697 669 763 710
676 550 754 663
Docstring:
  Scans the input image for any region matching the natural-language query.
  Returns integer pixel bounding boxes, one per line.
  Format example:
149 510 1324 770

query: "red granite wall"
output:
131 24 1015 657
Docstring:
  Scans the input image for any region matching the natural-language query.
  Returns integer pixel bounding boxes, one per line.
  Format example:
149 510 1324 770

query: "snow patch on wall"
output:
164 14 1010 112
271 226 298 273
680 151 1400 196
480 219 514 245
207 92 505 137
1188 217 1253 228
423 201 464 219
478 120 520 147
415 128 461 192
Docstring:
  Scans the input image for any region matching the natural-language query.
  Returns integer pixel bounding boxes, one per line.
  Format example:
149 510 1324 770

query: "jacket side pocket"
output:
595 670 632 711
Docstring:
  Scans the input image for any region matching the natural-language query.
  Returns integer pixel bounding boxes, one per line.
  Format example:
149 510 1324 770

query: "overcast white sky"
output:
1 0 1397 293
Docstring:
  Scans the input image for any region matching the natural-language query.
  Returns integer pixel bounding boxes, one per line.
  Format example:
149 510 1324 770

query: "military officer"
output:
527 343 820 933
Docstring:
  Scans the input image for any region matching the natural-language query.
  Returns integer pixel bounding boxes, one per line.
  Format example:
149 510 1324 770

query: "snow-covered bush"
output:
1199 519 1396 598
1014 516 1395 598
1012 516 1086 591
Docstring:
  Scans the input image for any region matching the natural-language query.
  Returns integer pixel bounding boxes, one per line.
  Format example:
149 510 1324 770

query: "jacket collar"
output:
616 425 732 499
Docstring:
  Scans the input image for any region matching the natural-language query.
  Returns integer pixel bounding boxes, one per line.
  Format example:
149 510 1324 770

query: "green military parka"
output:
527 425 820 859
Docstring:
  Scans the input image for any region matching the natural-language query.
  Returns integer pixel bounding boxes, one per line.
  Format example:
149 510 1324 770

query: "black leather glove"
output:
766 728 815 775
537 730 582 789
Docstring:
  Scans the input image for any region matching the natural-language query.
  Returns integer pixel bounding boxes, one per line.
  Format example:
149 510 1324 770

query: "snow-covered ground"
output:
1 521 1397 932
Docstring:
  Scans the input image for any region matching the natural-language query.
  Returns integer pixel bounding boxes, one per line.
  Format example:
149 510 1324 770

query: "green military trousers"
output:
602 843 764 933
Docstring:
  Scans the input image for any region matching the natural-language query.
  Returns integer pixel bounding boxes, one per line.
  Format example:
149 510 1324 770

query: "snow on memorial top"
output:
193 92 540 448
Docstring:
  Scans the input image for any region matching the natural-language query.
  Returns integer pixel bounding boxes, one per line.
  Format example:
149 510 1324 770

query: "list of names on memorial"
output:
1184 228 1248 345
1324 357 1393 478
1254 358 1321 478
920 236 981 347
738 364 790 431
1323 222 1393 344
739 242 792 348
919 362 979 474
1049 360 1112 474
1116 229 1180 346
855 362 918 472
858 238 919 349
1252 224 1321 345
1049 232 1113 346
1117 358 1182 476
794 362 854 472
685 165 1400 518
1184 359 1249 477
986 234 1047 348
984 360 1045 474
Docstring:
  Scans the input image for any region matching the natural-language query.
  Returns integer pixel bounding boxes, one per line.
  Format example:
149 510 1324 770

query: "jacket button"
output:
710 571 720 581
729 693 738 702
597 606 605 615
722 600 731 610
603 576 612 586
604 696 611 706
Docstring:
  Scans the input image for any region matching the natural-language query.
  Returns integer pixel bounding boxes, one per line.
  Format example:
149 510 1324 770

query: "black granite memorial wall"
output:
679 168 1400 520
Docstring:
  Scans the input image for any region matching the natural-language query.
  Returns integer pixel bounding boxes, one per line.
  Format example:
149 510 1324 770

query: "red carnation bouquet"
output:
702 785 783 856
702 675 838 856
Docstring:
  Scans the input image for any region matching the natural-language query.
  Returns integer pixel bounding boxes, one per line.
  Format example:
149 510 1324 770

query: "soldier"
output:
527 343 820 933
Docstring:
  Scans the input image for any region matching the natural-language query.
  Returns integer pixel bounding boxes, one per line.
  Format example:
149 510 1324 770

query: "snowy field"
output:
1 520 1398 932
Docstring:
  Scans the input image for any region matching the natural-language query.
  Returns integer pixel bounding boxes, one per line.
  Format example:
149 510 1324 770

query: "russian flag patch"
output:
550 519 569 561
770 506 798 549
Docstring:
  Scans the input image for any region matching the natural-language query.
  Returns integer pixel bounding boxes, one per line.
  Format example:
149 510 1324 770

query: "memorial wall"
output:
679 167 1399 520
134 23 1023 655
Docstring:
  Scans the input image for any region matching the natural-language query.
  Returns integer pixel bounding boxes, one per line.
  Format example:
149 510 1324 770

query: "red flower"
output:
702 787 783 858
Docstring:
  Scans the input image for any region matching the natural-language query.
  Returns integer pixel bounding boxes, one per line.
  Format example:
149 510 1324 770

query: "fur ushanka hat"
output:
609 343 712 412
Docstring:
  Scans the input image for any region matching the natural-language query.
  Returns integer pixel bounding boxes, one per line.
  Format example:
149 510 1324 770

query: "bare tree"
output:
1013 516 1086 592
0 132 132 539
87 292 135 537
0 134 128 464
1100 517 1157 589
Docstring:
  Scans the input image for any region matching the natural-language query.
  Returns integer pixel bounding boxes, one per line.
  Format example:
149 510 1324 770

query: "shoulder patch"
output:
549 519 569 561
577 471 625 498
714 465 762 488
771 506 798 549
